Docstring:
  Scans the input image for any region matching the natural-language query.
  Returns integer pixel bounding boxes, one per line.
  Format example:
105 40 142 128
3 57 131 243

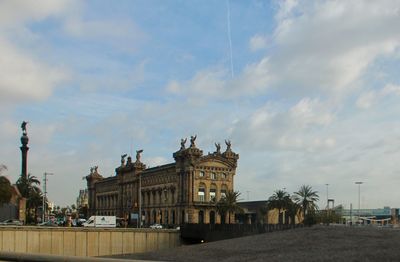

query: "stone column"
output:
20 130 29 178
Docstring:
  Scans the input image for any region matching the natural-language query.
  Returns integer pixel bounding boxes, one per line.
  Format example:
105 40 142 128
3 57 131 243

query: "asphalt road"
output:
109 225 400 261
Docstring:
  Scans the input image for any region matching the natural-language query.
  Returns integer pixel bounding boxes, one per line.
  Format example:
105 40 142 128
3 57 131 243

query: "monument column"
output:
20 121 29 179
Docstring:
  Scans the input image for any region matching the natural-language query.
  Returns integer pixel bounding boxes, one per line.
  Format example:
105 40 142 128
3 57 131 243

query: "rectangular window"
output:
199 171 205 177
211 172 217 180
198 188 205 202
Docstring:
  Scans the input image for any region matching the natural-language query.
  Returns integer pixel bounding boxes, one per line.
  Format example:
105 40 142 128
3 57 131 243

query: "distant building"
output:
342 206 400 225
237 201 302 225
76 189 88 208
0 180 26 222
86 137 239 226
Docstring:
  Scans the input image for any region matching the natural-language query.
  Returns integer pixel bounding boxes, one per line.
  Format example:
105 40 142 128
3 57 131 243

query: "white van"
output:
83 216 116 227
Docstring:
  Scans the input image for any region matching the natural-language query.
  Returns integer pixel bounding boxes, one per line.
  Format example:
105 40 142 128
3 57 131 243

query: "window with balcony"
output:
210 188 216 202
221 189 226 199
198 187 205 202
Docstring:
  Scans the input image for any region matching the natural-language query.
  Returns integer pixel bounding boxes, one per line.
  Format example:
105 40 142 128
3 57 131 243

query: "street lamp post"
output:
355 181 363 224
325 184 329 209
42 172 54 223
138 173 142 228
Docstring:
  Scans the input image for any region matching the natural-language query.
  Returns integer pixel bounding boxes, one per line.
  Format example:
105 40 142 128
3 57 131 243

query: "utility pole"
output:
355 181 363 224
42 172 54 223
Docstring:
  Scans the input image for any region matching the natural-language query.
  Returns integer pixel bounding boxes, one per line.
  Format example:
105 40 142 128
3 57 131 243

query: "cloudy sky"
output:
1 0 400 209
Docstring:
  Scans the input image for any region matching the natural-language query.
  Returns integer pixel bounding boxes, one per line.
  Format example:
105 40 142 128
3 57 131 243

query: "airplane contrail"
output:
227 0 234 78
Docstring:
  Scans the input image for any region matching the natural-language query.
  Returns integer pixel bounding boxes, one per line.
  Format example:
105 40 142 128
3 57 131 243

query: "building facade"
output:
76 189 88 208
86 137 239 226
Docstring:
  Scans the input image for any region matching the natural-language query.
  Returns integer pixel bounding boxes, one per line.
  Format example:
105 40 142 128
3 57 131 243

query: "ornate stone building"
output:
86 136 239 225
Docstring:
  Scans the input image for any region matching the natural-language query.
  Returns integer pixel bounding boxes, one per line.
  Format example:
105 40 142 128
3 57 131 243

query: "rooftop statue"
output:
21 121 28 135
121 154 127 166
180 138 187 150
136 149 143 162
94 166 98 173
225 139 232 151
215 142 221 153
190 135 197 148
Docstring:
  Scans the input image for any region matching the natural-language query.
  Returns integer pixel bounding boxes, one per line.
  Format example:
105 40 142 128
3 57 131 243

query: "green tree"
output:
26 190 43 223
0 176 12 205
285 200 301 225
216 190 243 224
267 189 291 225
0 165 12 204
293 185 319 223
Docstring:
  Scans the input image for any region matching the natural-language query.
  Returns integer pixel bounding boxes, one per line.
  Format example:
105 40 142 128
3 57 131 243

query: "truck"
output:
83 216 116 227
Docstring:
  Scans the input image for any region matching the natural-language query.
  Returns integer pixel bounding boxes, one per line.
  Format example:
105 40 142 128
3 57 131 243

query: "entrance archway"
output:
210 211 215 224
198 210 204 224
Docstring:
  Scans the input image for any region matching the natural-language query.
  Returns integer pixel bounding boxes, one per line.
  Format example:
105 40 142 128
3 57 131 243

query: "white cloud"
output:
249 34 269 51
269 0 400 95
356 83 400 109
0 0 74 105
168 1 400 101
0 0 73 27
231 97 336 152
0 38 68 104
356 91 376 109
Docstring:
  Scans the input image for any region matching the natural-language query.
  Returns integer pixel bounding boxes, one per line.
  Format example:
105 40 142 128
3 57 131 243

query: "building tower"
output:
20 121 29 178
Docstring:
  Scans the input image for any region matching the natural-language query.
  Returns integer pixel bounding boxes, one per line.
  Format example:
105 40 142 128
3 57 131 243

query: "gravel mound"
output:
110 225 400 261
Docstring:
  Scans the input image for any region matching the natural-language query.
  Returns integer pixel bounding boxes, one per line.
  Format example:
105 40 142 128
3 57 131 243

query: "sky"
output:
1 0 400 209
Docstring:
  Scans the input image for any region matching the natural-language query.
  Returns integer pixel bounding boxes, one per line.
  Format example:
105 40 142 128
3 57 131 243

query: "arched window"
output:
198 183 206 202
220 184 228 200
210 184 217 202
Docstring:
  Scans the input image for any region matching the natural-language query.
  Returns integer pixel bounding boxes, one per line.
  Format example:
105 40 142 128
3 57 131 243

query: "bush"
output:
303 213 317 226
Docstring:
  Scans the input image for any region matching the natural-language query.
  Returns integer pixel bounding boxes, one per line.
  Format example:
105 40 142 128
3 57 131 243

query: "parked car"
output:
0 219 23 226
150 223 163 229
37 221 58 227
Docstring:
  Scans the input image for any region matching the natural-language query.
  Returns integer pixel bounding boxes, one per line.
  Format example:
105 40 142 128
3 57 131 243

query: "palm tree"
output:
267 189 291 225
16 174 41 198
216 190 243 224
16 174 42 223
285 200 301 225
293 185 319 223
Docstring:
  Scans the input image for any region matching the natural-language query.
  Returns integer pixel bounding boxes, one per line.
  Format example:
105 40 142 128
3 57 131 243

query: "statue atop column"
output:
21 121 28 135
20 121 29 179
